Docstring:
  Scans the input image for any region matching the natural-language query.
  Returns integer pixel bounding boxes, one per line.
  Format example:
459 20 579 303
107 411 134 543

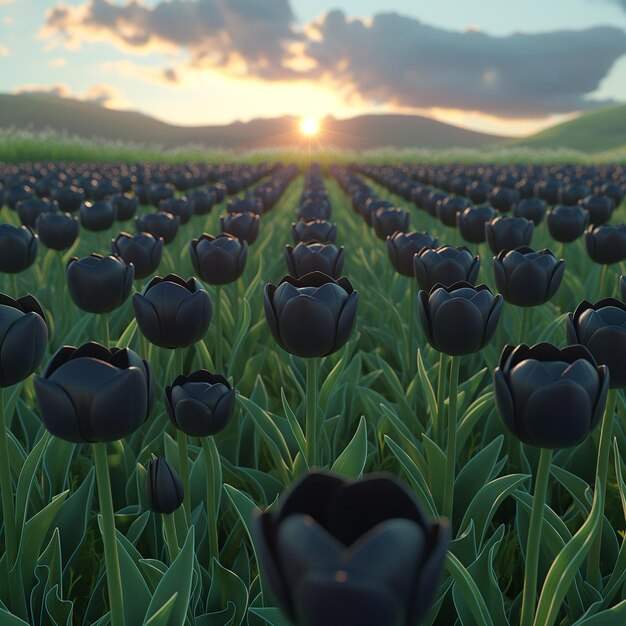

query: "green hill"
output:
0 93 506 150
517 104 626 152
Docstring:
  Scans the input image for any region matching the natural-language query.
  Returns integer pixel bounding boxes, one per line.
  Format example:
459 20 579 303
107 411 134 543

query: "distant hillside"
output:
0 93 506 150
517 104 626 152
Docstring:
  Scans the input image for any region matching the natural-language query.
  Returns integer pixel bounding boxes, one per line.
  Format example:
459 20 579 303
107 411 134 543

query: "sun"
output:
299 117 320 137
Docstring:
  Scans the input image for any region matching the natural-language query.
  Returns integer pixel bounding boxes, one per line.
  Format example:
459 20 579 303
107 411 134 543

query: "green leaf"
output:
143 527 195 626
117 318 138 348
416 349 438 427
534 478 604 626
206 559 249 626
0 608 30 625
446 552 494 626
143 594 177 626
331 415 368 479
280 388 307 467
572 599 626 625
117 532 152 626
247 607 292 626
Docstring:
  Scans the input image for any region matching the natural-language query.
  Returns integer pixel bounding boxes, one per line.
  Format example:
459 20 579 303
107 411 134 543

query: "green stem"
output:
586 388 618 587
599 264 609 300
101 314 110 349
176 430 191 523
93 443 125 626
442 355 460 520
9 274 17 298
407 282 414 374
161 513 180 564
305 358 320 468
436 353 448 447
520 447 553 626
0 388 17 566
201 436 222 564
215 285 223 373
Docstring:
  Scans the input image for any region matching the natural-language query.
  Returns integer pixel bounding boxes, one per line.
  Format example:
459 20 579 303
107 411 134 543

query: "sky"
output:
1 0 626 137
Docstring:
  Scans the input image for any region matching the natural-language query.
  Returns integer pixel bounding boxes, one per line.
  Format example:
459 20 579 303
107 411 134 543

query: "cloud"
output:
42 0 301 77
14 82 129 108
101 60 182 85
48 57 67 67
305 11 626 118
0 44 9 56
40 1 626 119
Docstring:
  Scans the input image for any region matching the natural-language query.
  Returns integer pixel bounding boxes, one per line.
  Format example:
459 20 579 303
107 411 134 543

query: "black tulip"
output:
0 224 38 273
418 282 502 356
514 198 547 225
34 342 153 443
584 224 626 265
112 232 163 280
35 212 79 251
252 471 449 626
387 231 438 277
580 194 614 226
264 272 358 358
546 205 589 243
371 207 410 241
165 370 235 436
146 457 184 514
489 187 518 213
160 197 193 225
147 184 175 208
437 196 470 227
621 275 626 303
414 245 480 291
285 242 345 279
485 216 533 254
51 187 84 213
0 293 48 387
189 190 215 215
298 199 332 221
79 200 115 232
456 205 496 243
4 184 33 210
16 198 57 228
133 274 212 349
135 211 180 245
567 299 626 388
493 247 564 307
494 343 608 448
220 212 260 244
112 194 138 221
189 233 248 285
292 219 337 244
468 182 492 204
67 254 134 314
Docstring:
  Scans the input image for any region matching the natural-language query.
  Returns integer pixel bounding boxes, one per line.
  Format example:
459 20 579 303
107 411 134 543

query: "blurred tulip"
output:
34 342 153 443
371 207 410 240
0 224 38 274
584 224 626 265
135 211 180 245
160 197 193 225
220 211 260 244
252 471 449 626
79 200 115 232
36 212 79 251
546 205 589 243
292 219 337 244
112 193 138 221
16 197 57 228
514 198 546 225
456 205 496 243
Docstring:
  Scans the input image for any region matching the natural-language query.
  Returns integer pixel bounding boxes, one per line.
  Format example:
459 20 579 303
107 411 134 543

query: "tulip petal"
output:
133 293 162 346
175 290 212 347
0 312 48 386
430 298 484 355
34 376 87 443
335 291 358 352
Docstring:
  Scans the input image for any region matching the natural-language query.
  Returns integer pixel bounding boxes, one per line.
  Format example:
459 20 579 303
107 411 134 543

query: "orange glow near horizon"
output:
299 117 320 137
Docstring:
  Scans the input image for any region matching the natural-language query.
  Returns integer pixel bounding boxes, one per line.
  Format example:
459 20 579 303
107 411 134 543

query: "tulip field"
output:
1 153 626 626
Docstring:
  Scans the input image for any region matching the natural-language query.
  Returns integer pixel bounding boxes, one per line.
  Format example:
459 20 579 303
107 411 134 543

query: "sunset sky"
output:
1 0 626 136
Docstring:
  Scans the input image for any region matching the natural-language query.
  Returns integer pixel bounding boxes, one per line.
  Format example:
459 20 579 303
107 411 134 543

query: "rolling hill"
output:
0 93 507 150
514 104 626 152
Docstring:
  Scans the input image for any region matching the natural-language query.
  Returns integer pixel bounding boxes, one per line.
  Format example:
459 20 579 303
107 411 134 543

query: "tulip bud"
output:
514 198 546 225
0 224 38 274
165 370 235 436
580 194 614 226
371 207 410 240
133 274 212 349
584 224 626 265
0 293 48 387
456 205 496 244
135 211 180 245
387 231 438 277
112 232 163 280
546 205 589 243
146 457 184 514
252 471 449 626
189 234 248 285
264 272 358 358
16 198 57 228
220 211 260 244
35 212 80 251
112 194 138 221
494 343 608 448
437 196 470 227
189 190 215 215
160 197 193 225
79 201 115 232
418 282 502 356
67 254 134 314
51 186 84 213
34 342 153 443
485 216 533 254
292 219 337 244
285 242 345 279
493 247 564 307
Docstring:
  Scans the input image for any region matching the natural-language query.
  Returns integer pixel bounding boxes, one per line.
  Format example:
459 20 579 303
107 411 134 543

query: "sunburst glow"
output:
299 117 320 137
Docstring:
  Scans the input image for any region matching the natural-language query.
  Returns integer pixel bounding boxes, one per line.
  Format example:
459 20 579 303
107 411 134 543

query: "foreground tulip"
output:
133 274 212 349
34 341 153 443
285 242 345 279
414 245 480 292
35 212 79 251
0 224 38 274
67 254 134 317
493 342 608 626
0 293 48 580
146 456 183 563
252 471 449 626
189 233 248 285
493 247 564 307
387 231 438 277
485 216 533 254
292 219 337 244
112 232 163 280
265 272 358 466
